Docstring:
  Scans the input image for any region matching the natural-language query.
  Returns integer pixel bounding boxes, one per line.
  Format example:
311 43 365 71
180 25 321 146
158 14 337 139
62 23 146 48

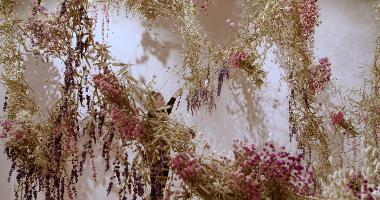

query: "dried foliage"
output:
0 0 379 200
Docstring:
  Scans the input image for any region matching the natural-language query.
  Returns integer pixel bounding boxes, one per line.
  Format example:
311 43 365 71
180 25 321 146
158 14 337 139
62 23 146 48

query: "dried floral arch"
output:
0 0 380 200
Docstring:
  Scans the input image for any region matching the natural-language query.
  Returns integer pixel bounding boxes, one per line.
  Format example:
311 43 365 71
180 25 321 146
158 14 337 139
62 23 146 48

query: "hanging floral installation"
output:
0 0 379 200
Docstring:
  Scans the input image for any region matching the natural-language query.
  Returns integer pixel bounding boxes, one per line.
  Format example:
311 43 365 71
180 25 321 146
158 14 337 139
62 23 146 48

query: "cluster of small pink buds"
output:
309 57 332 93
93 72 122 100
228 51 249 68
28 2 67 53
170 153 201 180
347 172 378 199
31 0 48 16
331 111 344 126
0 120 24 140
230 142 314 198
111 106 144 140
299 0 320 39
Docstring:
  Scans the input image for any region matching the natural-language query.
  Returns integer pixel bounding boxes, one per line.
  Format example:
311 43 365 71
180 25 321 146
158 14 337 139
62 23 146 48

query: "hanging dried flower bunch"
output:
0 0 379 200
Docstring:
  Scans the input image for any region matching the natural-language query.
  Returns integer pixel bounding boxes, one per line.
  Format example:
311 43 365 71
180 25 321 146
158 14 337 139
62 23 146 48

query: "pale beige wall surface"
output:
0 0 378 199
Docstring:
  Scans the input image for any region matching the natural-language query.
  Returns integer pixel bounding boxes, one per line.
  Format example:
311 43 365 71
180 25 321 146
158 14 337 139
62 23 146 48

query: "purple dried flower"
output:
217 67 229 97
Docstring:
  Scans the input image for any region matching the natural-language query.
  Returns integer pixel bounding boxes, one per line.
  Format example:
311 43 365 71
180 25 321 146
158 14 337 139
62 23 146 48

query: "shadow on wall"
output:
138 31 181 66
24 55 61 115
228 70 269 142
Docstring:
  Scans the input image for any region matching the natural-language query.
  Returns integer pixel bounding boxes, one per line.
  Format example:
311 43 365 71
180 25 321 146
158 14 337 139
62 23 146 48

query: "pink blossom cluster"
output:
93 72 122 100
228 51 249 68
347 172 378 199
331 111 344 126
0 120 24 140
309 57 331 93
230 142 314 198
28 3 67 54
28 19 64 52
111 106 144 140
170 153 201 180
299 0 320 39
31 0 48 16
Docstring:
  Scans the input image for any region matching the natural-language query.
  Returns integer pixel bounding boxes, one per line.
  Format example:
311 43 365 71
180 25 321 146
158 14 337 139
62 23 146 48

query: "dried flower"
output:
2 0 380 200
31 0 48 16
228 51 249 68
93 71 122 100
171 153 201 180
299 0 320 39
331 111 344 126
0 120 25 140
217 67 229 97
186 88 216 113
309 57 332 93
111 106 143 140
230 142 314 199
0 120 14 138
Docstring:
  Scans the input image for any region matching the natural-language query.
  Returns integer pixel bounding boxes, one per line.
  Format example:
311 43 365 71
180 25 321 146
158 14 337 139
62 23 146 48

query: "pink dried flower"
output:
318 57 331 68
299 0 320 39
309 57 331 93
228 51 249 68
111 106 143 140
0 120 24 140
31 0 48 16
230 142 314 199
28 5 68 54
93 71 122 100
331 111 344 126
347 172 378 199
170 153 201 180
